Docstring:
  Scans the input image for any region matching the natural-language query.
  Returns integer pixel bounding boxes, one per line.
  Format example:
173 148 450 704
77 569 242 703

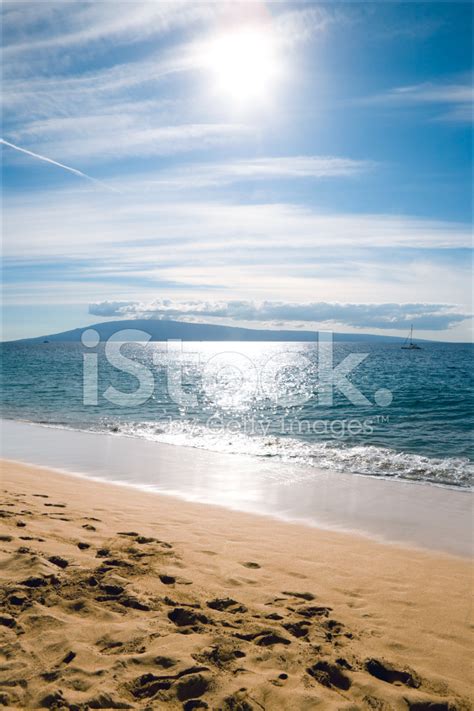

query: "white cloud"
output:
89 298 471 331
360 76 473 123
2 46 197 115
3 186 471 329
2 1 215 57
4 188 471 259
1 3 351 169
7 185 473 250
273 5 343 45
137 156 374 189
4 123 252 163
2 2 338 145
3 2 334 61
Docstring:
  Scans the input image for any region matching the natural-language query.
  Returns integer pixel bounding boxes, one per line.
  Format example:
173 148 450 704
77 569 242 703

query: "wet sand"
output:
1 419 472 557
0 459 472 710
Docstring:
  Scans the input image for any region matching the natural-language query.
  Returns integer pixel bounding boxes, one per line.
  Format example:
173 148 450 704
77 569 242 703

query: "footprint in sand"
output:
47 555 69 569
294 605 331 619
365 658 421 688
236 629 291 646
95 548 110 558
307 660 352 690
159 574 176 585
0 614 17 629
282 590 316 601
61 651 76 665
256 632 291 647
168 607 210 627
207 598 247 614
158 572 191 586
282 620 311 638
265 612 284 621
271 672 290 687
405 699 454 711
19 535 45 542
183 700 208 711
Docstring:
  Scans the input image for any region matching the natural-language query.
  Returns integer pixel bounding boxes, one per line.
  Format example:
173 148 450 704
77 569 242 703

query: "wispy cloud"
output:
4 189 471 257
3 2 335 60
273 5 344 45
360 76 473 123
2 1 215 57
3 185 471 318
2 54 190 114
0 4 355 168
89 298 471 331
5 124 252 163
0 138 118 191
1 3 338 129
134 156 374 189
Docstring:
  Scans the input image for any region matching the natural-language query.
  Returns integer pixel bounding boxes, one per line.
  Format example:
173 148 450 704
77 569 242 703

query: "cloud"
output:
3 2 335 60
137 156 374 189
4 113 370 177
273 5 344 45
5 124 252 163
0 138 118 191
2 1 215 57
89 298 471 331
1 3 340 157
4 189 471 260
360 76 473 123
4 181 472 297
2 52 190 112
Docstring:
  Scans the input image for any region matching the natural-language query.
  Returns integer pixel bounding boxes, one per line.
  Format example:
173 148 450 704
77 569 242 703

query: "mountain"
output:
6 319 429 344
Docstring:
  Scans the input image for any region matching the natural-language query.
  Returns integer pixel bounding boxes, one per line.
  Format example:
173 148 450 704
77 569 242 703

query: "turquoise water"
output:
1 340 472 488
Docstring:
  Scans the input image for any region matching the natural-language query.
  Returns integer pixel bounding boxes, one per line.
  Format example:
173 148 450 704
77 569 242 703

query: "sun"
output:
203 26 280 108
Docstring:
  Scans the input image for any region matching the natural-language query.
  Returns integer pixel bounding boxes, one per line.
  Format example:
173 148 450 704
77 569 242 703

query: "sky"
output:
2 1 473 342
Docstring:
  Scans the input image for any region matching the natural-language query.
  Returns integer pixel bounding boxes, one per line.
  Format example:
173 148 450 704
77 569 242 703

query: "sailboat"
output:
401 325 421 350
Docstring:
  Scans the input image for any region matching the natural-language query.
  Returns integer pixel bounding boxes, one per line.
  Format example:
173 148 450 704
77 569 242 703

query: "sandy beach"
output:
0 459 471 710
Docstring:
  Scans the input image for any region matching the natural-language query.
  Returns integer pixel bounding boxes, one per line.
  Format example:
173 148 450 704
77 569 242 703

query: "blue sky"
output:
2 1 472 341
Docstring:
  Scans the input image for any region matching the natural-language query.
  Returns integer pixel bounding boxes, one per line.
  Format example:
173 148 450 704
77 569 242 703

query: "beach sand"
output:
0 459 471 710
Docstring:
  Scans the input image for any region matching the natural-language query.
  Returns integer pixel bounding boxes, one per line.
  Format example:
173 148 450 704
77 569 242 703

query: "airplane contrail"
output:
0 138 120 192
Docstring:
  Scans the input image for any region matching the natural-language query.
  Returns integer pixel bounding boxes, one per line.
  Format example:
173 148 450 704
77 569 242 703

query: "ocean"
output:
1 340 472 489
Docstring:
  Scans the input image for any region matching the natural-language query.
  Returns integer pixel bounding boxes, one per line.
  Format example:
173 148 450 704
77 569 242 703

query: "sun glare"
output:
203 26 280 107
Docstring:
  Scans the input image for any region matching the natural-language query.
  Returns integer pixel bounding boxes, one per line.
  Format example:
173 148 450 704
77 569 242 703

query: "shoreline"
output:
2 455 472 563
4 416 473 495
1 419 472 557
2 415 472 494
0 459 472 709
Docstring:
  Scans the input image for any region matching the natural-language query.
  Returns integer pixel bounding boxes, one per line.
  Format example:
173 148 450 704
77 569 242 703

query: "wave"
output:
4 414 471 489
99 419 472 490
